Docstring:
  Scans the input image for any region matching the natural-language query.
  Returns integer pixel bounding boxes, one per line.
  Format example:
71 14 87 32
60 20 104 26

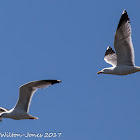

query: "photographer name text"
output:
0 132 62 138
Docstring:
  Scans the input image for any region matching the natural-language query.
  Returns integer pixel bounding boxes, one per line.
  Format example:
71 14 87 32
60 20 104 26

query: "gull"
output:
0 80 61 121
97 10 140 75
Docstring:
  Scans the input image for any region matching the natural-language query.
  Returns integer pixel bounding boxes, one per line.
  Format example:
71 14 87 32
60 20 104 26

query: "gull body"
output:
97 10 140 75
0 80 61 121
1 109 34 120
99 66 140 75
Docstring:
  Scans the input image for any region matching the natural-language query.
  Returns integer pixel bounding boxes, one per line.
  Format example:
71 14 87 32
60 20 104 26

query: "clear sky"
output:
0 0 140 140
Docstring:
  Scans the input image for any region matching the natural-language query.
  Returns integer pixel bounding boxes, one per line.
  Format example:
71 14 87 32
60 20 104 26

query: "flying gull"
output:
97 10 140 75
0 80 61 121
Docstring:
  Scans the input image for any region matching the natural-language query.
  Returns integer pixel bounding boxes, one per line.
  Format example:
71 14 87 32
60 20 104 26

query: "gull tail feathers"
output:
28 114 38 120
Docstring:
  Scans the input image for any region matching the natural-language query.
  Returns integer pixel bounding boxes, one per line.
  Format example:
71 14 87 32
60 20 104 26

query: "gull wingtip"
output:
57 80 62 83
52 80 62 85
122 9 127 14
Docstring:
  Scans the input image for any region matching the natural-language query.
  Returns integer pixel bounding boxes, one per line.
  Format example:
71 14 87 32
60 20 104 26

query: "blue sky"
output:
0 0 140 140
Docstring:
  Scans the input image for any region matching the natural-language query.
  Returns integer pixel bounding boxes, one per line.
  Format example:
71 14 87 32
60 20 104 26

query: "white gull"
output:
97 10 140 75
0 80 61 121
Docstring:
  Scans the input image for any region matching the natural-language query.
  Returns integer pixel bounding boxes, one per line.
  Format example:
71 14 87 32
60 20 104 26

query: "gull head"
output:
97 71 103 74
97 68 114 74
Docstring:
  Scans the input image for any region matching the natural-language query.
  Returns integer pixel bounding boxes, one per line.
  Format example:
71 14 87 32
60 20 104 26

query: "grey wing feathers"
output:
14 80 61 113
114 10 135 66
104 46 117 66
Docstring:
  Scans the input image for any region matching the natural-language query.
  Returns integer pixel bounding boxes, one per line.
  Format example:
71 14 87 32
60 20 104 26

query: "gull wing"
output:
114 10 135 66
0 107 9 121
0 107 9 114
14 80 61 113
104 46 117 66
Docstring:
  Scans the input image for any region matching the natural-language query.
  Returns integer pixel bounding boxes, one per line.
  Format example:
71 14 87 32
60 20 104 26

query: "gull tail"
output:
28 114 38 120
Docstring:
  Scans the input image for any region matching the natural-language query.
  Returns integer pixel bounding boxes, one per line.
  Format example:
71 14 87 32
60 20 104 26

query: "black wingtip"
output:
123 9 127 14
117 9 130 29
56 80 62 83
105 46 115 56
45 80 62 85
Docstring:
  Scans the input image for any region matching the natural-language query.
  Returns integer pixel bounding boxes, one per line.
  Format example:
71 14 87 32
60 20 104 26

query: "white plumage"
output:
97 10 140 75
0 80 61 121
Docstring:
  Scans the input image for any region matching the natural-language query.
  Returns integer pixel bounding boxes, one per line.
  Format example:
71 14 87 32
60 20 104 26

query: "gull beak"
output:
97 71 103 74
